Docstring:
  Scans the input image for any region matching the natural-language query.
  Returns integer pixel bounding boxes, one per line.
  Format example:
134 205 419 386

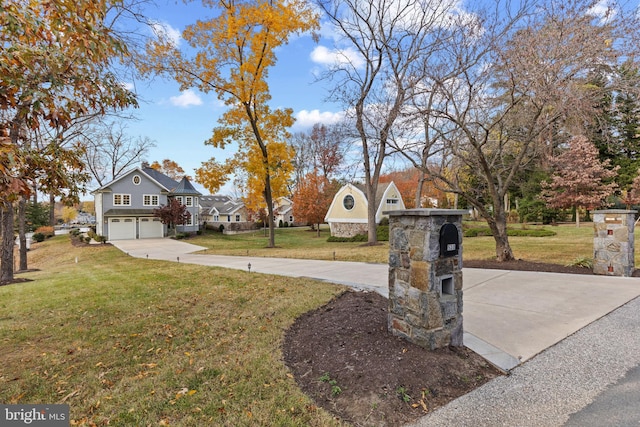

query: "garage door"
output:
139 217 163 239
109 218 136 240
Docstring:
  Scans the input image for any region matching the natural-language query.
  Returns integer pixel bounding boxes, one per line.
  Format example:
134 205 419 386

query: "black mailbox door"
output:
439 223 459 257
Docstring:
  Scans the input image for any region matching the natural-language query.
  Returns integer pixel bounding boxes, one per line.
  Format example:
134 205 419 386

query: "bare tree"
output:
394 0 640 261
316 0 456 244
81 119 155 187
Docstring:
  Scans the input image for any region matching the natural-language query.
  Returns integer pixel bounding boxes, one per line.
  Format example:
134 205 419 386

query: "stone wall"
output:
593 210 636 277
329 222 369 238
387 209 466 350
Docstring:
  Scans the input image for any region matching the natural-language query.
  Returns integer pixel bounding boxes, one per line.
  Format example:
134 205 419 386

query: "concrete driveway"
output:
111 238 640 372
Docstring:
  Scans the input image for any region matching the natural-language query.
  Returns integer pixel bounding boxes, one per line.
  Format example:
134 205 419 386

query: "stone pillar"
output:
593 209 636 277
387 209 467 350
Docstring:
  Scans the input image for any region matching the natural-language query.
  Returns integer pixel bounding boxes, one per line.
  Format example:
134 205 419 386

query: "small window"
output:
185 196 193 207
289 215 293 222
143 194 159 206
235 214 240 222
132 175 141 185
213 215 219 221
386 198 398 205
113 194 131 206
175 196 183 205
343 195 355 210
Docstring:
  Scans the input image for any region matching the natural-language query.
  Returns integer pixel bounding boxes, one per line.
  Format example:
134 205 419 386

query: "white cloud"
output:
310 45 365 69
587 0 617 23
293 109 345 129
150 21 182 47
169 90 203 108
120 81 135 91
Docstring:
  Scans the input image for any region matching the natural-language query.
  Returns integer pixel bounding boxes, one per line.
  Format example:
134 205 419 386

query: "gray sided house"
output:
199 195 254 234
93 166 202 240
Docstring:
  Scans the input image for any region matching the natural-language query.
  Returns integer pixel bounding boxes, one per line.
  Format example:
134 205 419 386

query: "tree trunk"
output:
18 196 27 271
264 172 276 248
1 200 14 284
366 183 378 245
486 208 515 262
575 206 581 228
415 177 424 208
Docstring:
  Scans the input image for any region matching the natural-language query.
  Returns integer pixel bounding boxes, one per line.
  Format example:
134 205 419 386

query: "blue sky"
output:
119 0 346 195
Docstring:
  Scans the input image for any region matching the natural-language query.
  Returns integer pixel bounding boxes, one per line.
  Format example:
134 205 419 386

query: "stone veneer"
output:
593 209 637 277
387 209 467 350
328 222 369 238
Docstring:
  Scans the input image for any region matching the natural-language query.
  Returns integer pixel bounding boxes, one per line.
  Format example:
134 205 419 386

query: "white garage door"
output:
109 218 136 240
139 217 163 239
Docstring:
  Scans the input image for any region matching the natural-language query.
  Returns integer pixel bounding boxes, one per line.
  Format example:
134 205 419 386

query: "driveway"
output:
111 238 640 372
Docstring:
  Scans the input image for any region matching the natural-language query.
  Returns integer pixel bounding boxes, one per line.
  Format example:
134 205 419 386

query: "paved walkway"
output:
112 238 640 374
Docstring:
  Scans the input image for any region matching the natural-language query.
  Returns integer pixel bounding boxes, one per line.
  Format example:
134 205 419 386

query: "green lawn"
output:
193 222 634 266
2 221 634 424
1 236 345 426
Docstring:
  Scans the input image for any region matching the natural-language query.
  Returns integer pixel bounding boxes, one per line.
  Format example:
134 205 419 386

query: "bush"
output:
96 235 108 243
34 226 55 238
84 236 92 243
32 232 45 243
218 224 225 233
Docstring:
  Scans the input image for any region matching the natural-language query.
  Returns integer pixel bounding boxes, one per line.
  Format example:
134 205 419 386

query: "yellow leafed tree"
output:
145 0 318 247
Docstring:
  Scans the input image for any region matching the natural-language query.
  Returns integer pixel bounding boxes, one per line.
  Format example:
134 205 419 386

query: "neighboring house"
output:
199 195 254 233
273 196 295 227
71 211 96 225
93 165 202 240
324 182 406 237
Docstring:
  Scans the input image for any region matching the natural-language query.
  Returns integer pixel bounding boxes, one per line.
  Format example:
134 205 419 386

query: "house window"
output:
213 215 219 222
113 194 131 206
227 215 231 222
343 195 355 210
185 196 193 207
132 175 141 185
175 196 183 205
289 215 293 223
185 214 193 226
235 214 240 222
386 198 399 205
143 194 159 206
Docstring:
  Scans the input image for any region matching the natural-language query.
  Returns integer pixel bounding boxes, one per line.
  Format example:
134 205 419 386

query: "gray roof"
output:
141 167 180 191
173 177 202 195
199 195 245 215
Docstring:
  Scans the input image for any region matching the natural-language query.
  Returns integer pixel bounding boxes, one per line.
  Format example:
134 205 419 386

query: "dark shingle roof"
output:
173 177 202 195
142 167 179 190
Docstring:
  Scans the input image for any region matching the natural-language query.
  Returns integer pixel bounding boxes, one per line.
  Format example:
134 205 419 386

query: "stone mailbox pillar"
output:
593 209 636 277
387 209 467 350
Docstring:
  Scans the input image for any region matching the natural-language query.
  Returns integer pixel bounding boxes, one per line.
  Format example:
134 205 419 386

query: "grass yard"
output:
1 236 345 426
195 226 389 263
193 222 639 266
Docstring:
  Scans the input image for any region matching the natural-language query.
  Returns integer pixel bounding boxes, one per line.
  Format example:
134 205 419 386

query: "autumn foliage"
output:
292 171 335 235
542 135 618 226
153 198 191 237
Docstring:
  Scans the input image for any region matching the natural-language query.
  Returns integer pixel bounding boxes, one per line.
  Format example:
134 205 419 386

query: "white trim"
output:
326 218 369 223
143 194 159 206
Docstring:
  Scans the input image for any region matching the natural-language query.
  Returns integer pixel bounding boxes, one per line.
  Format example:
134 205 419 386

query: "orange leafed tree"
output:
145 0 319 248
150 159 191 181
292 171 334 236
0 0 137 283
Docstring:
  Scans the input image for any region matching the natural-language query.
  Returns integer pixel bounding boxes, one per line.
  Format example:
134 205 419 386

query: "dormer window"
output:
132 175 141 185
